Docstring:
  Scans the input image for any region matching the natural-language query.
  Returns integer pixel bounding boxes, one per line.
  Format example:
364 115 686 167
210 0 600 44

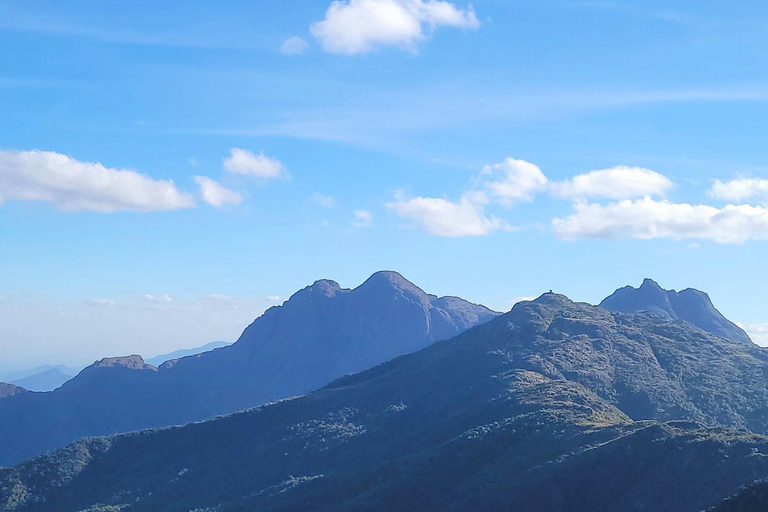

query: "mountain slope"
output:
600 278 752 344
3 293 768 512
0 271 497 466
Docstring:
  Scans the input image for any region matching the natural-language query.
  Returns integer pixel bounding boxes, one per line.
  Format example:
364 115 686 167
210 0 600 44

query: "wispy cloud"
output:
352 209 373 228
280 36 309 55
312 192 337 208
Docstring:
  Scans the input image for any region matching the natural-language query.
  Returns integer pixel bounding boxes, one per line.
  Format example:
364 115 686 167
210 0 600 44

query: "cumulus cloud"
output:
194 176 242 208
312 192 337 207
479 157 549 206
553 197 768 243
222 149 287 178
281 36 310 55
709 178 768 204
310 0 480 55
352 209 374 227
387 191 511 237
0 149 195 212
551 166 674 200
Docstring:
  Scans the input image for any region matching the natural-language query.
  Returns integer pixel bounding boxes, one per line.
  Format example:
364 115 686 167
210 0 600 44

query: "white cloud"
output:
352 209 373 227
222 148 287 179
480 157 549 206
281 36 309 55
553 197 768 243
89 299 116 306
551 166 674 200
312 192 337 207
387 191 511 237
746 323 768 347
709 178 768 204
0 149 195 212
142 294 173 304
194 176 242 208
267 295 282 302
310 0 480 55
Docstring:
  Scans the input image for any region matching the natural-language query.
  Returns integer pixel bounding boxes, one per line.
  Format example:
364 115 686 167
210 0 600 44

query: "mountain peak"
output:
358 270 427 298
640 278 663 290
601 280 752 344
89 355 156 371
532 291 574 306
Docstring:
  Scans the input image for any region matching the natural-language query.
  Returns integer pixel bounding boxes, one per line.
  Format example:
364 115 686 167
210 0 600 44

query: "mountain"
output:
10 367 74 392
600 278 752 344
0 365 79 386
2 293 768 512
0 271 498 466
145 341 230 367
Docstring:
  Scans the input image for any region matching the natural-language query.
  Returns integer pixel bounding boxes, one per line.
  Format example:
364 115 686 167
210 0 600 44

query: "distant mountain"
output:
145 341 230 367
3 293 768 512
10 368 74 392
0 271 498 466
0 365 79 386
600 278 752 344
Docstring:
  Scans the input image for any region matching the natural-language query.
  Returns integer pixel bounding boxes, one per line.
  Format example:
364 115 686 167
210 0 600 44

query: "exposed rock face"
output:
3 293 768 512
600 278 752 344
0 383 26 399
0 271 498 466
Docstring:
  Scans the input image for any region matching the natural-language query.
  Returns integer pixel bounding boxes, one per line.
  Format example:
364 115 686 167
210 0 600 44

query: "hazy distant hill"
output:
145 341 230 367
10 368 74 392
3 292 768 512
600 278 752 344
0 271 497 465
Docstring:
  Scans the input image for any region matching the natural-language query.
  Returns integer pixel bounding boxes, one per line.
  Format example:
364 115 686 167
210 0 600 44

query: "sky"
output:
2 0 768 370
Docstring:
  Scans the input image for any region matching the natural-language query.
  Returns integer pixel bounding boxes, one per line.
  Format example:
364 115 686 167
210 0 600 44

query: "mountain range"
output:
0 271 497 466
2 287 767 512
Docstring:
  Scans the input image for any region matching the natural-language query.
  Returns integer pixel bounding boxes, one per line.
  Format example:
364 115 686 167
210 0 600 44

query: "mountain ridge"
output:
2 290 768 511
600 278 752 344
0 271 498 466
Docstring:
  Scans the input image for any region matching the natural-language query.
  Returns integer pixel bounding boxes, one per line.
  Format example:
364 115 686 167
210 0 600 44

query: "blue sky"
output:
2 0 768 369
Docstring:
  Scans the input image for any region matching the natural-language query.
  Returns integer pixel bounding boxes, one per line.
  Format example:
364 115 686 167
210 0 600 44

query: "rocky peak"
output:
601 279 752 344
89 355 156 371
